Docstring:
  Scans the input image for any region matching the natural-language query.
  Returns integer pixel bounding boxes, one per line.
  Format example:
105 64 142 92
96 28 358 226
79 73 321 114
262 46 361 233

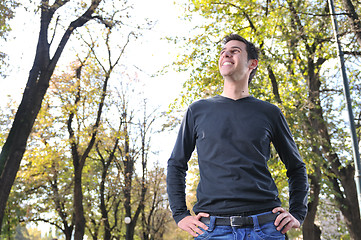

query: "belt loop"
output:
251 215 261 230
207 216 216 231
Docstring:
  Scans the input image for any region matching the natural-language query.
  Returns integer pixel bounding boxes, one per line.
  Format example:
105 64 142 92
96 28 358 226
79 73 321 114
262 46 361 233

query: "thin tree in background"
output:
0 0 102 230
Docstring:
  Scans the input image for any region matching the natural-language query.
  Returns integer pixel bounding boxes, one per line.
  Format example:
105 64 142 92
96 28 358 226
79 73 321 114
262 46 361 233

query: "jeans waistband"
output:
200 211 279 227
211 207 275 217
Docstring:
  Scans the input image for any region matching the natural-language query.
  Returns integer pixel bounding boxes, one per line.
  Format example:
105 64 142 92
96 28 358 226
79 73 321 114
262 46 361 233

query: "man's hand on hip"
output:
272 207 300 234
177 212 210 237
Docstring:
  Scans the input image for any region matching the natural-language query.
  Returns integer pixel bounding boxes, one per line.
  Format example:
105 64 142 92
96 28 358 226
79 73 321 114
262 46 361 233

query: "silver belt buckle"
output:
230 216 242 227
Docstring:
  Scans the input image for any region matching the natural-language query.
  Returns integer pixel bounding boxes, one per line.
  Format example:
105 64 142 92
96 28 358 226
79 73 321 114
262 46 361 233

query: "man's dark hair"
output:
223 34 258 83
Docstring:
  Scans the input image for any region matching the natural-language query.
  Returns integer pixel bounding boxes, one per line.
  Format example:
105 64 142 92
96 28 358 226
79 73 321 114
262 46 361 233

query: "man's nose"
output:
223 51 232 57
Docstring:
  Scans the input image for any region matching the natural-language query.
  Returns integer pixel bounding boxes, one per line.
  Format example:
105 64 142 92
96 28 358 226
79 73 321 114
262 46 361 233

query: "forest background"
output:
0 0 360 240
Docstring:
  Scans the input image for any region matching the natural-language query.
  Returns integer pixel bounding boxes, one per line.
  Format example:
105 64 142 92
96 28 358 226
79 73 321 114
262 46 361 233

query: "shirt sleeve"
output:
271 111 309 225
166 107 196 224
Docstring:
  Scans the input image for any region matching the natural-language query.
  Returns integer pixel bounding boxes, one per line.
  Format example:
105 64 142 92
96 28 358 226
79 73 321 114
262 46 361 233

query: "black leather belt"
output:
200 212 279 227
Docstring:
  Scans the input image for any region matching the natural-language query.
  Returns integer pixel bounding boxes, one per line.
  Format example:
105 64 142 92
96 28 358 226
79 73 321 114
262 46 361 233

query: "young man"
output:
167 34 309 239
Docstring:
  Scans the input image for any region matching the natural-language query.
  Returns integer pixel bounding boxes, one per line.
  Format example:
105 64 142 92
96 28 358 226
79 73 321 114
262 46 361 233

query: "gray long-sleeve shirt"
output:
167 95 309 224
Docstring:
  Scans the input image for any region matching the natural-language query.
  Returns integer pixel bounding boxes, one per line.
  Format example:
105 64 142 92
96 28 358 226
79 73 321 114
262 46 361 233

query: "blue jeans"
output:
195 211 285 240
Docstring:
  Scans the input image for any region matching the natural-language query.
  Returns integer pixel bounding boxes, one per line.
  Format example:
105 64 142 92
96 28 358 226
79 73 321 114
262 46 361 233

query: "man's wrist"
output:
174 210 191 224
289 211 304 226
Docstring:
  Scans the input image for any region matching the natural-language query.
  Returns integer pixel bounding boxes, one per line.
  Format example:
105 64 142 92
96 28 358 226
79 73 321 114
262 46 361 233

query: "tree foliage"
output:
0 0 19 76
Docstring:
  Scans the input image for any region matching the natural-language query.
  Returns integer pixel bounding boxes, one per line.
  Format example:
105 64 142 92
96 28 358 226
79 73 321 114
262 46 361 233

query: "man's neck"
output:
221 78 249 100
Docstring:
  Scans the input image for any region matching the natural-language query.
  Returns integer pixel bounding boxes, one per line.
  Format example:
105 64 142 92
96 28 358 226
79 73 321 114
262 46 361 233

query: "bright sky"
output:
0 0 195 167
1 0 190 103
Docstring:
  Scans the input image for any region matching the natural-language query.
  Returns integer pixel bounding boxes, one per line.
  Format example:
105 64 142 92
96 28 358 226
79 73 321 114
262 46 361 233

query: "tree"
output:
140 165 171 240
7 64 172 239
82 82 169 240
87 130 123 240
340 0 361 47
66 17 134 238
0 0 104 230
115 87 153 240
10 92 75 240
66 58 110 240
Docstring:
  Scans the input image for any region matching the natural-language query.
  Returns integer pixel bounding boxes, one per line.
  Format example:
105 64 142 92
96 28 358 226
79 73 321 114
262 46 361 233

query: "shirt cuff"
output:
173 210 191 224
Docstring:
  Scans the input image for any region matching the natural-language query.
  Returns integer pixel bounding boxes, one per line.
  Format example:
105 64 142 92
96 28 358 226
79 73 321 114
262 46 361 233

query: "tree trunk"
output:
0 5 54 229
123 120 134 240
306 53 361 240
302 100 323 240
74 167 86 240
329 165 361 240
0 0 102 230
98 141 118 240
302 168 321 240
50 168 73 240
341 0 361 47
122 105 150 240
100 169 112 240
68 59 109 239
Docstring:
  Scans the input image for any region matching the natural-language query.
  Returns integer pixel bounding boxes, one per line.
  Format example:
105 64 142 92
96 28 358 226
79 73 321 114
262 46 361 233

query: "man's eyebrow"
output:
221 46 243 51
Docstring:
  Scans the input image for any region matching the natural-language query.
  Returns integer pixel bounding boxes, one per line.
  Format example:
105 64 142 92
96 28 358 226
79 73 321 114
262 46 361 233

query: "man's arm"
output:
166 107 197 223
272 111 309 226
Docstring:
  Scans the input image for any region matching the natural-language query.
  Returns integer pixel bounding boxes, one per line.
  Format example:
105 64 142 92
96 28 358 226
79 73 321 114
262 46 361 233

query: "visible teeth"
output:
223 62 232 66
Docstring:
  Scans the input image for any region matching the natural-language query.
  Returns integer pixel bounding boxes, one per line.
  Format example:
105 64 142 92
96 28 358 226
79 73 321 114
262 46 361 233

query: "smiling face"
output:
218 40 258 83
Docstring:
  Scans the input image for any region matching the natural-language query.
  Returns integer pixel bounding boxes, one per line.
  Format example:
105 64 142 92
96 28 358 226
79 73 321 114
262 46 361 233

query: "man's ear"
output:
249 59 258 69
